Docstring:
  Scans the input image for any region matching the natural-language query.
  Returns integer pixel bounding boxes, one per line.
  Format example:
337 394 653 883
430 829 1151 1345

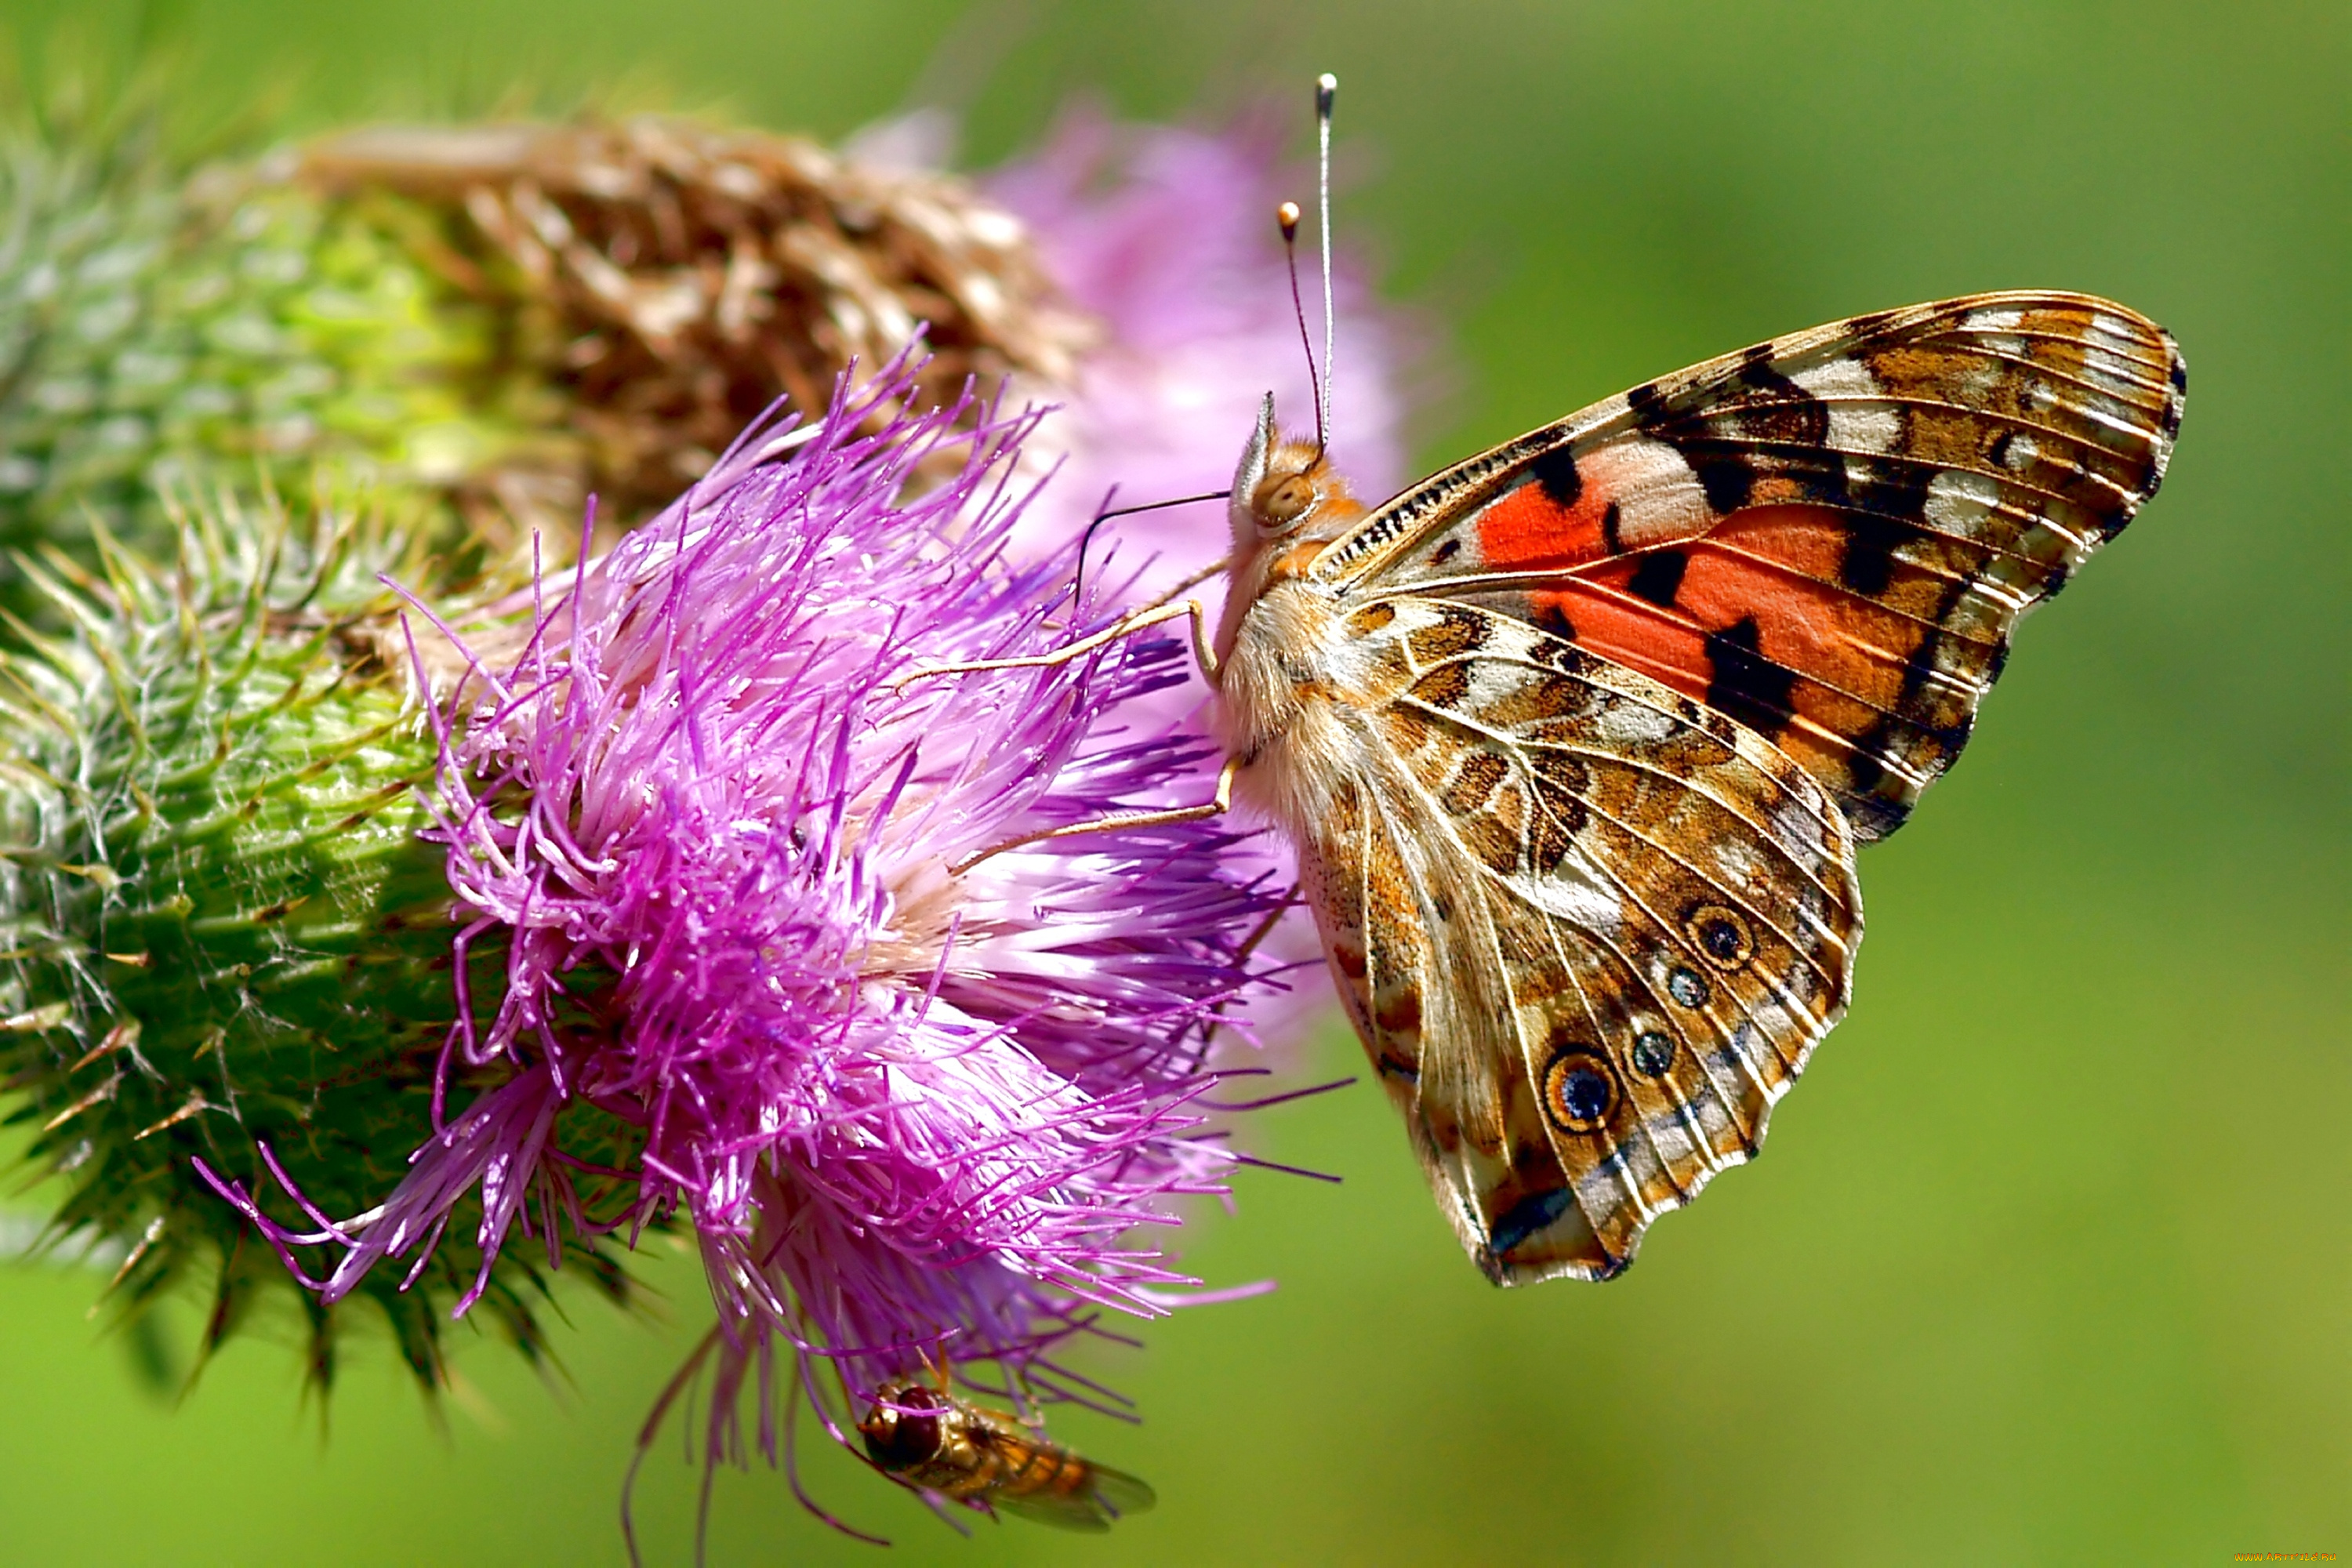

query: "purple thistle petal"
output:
235 350 1284 1500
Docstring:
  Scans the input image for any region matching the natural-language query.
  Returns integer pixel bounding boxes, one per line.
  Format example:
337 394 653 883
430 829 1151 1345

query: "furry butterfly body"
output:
1215 292 2183 1283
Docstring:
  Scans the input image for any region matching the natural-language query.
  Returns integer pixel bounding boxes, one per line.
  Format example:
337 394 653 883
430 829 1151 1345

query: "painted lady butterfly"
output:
942 83 2185 1285
1209 289 2184 1283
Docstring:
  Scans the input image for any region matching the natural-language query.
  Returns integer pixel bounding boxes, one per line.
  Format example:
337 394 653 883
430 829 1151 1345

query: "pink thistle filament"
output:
203 353 1283 1483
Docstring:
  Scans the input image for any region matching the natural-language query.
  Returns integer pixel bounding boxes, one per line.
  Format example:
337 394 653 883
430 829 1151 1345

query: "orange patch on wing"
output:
1475 481 1612 573
1542 503 1937 722
1535 583 1709 696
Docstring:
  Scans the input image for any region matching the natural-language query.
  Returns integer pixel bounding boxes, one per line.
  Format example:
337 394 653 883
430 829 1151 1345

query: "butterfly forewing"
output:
1294 597 1861 1282
1313 292 2185 839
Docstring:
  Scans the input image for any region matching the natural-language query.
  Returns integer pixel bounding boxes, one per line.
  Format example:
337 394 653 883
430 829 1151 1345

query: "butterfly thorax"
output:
1215 412 1376 823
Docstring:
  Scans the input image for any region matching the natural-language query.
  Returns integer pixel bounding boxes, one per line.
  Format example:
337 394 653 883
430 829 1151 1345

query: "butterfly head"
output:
1230 392 1361 550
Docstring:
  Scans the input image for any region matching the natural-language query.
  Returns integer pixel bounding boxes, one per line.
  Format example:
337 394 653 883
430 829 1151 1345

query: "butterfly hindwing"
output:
1295 597 1863 1282
1314 292 2185 839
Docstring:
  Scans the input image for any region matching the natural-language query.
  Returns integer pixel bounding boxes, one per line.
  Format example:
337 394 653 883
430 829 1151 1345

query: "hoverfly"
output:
858 1381 1156 1532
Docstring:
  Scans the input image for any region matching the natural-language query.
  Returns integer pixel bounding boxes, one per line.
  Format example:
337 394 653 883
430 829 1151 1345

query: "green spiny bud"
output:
0 104 548 620
0 501 628 1389
0 83 1102 1400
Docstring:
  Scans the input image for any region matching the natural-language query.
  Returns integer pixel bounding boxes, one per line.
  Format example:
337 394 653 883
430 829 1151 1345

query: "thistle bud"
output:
0 507 625 1386
0 96 538 616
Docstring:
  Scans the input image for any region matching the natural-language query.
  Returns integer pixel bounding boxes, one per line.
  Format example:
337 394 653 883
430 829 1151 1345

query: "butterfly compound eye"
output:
1250 471 1318 532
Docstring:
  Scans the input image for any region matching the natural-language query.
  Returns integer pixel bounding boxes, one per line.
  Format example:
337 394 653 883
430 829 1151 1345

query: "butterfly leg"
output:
1183 894 1302 1059
896 597 1224 693
950 755 1239 874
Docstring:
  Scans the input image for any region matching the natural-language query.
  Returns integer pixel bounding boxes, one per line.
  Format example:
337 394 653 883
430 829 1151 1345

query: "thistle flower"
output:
199 352 1283 1514
0 93 1417 1414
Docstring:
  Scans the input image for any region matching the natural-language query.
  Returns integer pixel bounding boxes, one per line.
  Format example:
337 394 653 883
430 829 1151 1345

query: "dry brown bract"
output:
299 117 1094 540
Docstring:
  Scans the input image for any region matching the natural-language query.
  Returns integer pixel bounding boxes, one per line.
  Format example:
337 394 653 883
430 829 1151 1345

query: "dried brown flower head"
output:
297 118 1094 543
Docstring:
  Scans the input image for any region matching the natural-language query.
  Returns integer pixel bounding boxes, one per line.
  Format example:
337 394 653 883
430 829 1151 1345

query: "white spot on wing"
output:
1965 307 2026 333
1791 358 1900 453
1465 660 1530 712
1596 697 1677 748
1581 437 1711 547
1506 855 1622 934
1923 468 2004 536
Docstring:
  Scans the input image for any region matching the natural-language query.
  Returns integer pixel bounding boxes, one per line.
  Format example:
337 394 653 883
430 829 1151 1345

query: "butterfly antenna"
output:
1073 485 1234 609
1315 71 1338 457
1277 200 1326 451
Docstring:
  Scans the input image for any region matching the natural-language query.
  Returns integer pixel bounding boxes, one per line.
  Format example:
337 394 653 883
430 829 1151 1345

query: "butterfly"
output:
1194 290 2184 1283
939 285 2186 1283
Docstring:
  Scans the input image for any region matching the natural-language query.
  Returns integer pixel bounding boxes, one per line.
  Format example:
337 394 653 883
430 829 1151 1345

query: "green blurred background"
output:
0 1 2341 1562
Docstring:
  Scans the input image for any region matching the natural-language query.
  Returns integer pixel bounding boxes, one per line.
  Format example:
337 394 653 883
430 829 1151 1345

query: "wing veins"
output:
1397 686 1853 924
1389 691 1852 1047
1358 778 1494 1239
1432 623 1953 793
1388 654 1852 905
1647 426 2153 521
1471 862 1661 1240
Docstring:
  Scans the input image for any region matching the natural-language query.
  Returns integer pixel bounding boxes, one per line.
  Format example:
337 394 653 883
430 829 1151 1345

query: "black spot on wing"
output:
1599 500 1624 554
1675 362 1837 515
1701 616 1799 738
1836 511 1915 596
1625 550 1688 608
1846 451 1935 530
1530 447 1582 509
1844 731 1887 795
1686 444 1757 514
1535 601 1577 641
